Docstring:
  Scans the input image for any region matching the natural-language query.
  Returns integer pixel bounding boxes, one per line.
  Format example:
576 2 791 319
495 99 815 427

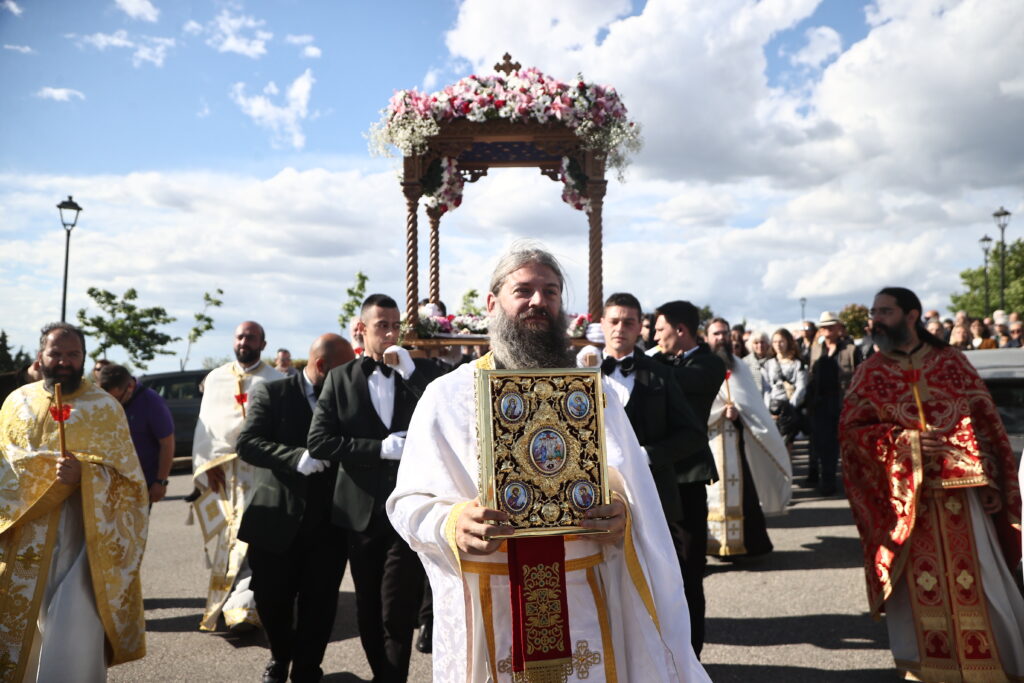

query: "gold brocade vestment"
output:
0 381 149 681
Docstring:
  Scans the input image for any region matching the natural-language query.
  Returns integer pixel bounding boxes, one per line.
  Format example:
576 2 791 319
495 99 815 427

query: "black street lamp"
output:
979 234 993 316
992 206 1011 312
799 297 807 322
57 196 83 322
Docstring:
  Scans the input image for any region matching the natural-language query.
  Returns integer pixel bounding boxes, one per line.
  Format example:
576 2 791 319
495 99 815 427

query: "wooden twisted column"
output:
426 205 443 306
586 176 607 321
402 180 423 328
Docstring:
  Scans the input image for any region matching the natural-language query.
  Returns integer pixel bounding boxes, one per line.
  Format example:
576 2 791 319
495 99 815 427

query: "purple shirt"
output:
123 381 174 486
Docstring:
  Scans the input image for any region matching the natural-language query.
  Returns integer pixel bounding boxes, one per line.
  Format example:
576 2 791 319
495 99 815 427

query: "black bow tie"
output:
601 355 635 377
364 358 393 378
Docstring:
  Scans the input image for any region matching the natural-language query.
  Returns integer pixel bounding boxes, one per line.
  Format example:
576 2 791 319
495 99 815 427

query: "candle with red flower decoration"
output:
901 368 927 431
50 382 70 457
724 369 733 405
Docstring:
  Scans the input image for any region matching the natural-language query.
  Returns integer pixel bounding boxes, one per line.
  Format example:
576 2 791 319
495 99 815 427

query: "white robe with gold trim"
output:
191 360 283 631
706 358 792 555
386 361 709 683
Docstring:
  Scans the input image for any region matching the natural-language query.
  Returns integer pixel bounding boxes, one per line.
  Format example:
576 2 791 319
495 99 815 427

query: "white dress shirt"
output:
367 363 395 430
602 352 636 407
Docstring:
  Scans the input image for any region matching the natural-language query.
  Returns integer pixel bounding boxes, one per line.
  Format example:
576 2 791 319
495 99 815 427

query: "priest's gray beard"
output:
489 305 574 369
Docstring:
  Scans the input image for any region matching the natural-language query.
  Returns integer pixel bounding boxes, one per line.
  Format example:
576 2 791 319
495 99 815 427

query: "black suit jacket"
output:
653 343 724 484
620 352 709 522
236 372 338 554
307 356 440 533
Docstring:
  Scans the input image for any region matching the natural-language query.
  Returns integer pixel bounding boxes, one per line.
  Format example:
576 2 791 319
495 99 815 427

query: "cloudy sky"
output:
2 0 1022 371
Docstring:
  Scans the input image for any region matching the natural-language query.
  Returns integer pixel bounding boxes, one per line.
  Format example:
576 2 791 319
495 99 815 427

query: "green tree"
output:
76 288 179 370
458 289 484 316
839 303 870 339
180 288 224 370
0 331 29 372
950 238 1024 318
338 271 369 332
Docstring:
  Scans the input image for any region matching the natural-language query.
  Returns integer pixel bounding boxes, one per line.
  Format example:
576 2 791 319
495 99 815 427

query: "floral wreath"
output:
369 67 641 214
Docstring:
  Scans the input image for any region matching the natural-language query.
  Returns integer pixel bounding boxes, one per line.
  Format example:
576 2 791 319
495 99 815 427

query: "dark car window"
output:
986 380 1024 435
148 378 201 400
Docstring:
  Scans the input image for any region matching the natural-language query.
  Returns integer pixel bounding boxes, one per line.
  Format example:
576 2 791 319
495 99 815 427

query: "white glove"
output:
296 450 327 476
576 344 601 368
383 345 416 380
585 323 605 344
380 431 407 461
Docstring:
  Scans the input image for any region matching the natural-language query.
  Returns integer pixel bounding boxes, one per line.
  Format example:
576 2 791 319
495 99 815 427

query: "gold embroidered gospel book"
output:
476 368 610 537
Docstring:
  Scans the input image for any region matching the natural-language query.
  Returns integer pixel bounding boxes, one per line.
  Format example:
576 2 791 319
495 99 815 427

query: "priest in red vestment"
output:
840 286 1023 683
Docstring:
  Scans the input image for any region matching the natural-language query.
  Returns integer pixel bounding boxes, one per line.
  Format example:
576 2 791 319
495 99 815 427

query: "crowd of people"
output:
0 244 1021 683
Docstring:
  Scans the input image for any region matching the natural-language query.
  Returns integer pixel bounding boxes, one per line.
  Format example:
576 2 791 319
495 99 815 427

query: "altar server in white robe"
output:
704 318 792 558
387 245 709 683
192 321 284 632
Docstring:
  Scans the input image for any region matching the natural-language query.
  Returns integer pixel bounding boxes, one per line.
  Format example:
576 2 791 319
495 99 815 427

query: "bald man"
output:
238 334 355 683
192 321 285 633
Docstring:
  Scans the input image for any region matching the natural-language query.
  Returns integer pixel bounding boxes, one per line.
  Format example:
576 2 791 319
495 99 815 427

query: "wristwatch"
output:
156 479 170 486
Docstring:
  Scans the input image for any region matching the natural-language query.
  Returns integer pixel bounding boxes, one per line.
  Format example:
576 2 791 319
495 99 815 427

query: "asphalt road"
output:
110 443 899 682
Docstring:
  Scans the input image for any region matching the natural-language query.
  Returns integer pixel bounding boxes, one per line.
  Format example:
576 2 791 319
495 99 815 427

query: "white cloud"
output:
205 9 272 59
285 34 320 58
789 26 841 69
230 69 315 149
182 20 203 35
196 98 210 118
115 0 159 23
3 44 33 54
132 37 174 67
71 30 174 67
36 87 85 102
1 0 22 16
79 30 134 50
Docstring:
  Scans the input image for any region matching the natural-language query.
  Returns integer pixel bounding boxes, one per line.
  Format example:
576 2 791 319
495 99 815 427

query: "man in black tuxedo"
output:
237 333 355 683
307 294 441 683
651 299 724 659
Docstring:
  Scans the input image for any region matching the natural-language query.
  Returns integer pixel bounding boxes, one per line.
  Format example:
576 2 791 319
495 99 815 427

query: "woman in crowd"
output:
744 331 773 397
969 318 998 349
949 324 973 350
764 328 807 449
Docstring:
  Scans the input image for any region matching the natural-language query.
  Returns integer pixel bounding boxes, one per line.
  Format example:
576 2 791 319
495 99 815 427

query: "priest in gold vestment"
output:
841 289 1023 682
0 323 148 682
192 321 283 631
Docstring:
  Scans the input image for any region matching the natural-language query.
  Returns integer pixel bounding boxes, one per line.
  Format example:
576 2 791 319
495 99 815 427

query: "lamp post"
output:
992 206 1011 312
979 234 993 316
799 297 807 322
57 196 83 322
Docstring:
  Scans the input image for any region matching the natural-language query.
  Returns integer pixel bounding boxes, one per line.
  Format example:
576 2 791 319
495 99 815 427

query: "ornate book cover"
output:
476 368 609 537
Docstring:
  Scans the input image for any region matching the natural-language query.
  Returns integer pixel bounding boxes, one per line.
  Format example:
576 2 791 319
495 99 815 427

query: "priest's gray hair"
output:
488 244 566 300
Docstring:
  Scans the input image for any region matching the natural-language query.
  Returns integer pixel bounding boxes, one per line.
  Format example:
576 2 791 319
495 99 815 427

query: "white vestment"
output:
192 360 283 630
706 359 792 555
386 362 709 683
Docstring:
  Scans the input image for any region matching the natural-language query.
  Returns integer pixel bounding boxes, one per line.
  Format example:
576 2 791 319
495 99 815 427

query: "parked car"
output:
965 348 1024 458
139 369 208 471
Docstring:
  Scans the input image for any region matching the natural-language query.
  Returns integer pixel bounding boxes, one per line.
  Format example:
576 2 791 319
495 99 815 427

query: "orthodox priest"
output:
0 323 148 681
386 246 709 683
192 321 284 632
704 318 791 558
840 287 1024 682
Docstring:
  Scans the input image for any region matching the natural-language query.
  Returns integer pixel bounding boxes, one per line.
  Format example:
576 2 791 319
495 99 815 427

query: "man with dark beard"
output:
237 334 355 683
0 323 148 679
840 287 1023 681
386 246 709 683
192 321 285 633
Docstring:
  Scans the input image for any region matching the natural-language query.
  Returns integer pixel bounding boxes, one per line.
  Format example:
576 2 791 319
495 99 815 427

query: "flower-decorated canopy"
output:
371 54 641 328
